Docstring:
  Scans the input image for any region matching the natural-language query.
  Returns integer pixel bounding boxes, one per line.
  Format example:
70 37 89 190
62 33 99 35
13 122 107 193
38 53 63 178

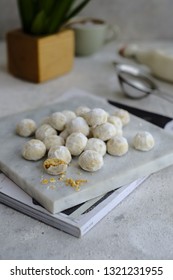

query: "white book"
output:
0 173 147 237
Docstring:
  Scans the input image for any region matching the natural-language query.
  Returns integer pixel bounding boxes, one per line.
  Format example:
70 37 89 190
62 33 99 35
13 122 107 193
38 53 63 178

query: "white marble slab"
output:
1 90 173 214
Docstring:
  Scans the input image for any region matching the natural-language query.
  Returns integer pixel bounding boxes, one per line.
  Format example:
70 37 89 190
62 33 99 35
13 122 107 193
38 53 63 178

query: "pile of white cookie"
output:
16 106 155 175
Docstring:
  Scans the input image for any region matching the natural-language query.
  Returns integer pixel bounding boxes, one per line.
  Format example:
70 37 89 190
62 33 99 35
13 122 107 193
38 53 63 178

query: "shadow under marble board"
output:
0 89 173 214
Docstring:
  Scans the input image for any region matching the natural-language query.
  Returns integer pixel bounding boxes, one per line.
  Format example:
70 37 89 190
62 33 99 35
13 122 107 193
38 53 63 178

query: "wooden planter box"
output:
6 29 74 83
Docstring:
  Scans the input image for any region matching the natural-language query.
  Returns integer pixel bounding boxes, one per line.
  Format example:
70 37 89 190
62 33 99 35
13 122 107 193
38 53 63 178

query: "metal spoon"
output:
114 63 173 103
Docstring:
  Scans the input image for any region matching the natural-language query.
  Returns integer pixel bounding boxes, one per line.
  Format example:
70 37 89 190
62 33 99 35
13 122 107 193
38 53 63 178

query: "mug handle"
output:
105 24 120 43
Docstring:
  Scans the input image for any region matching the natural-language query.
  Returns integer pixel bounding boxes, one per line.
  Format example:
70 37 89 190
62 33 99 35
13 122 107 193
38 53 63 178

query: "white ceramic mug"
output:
68 18 120 56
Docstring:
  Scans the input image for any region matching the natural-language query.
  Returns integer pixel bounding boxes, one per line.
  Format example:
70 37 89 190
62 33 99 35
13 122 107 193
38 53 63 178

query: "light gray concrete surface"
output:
1 0 173 41
1 40 173 259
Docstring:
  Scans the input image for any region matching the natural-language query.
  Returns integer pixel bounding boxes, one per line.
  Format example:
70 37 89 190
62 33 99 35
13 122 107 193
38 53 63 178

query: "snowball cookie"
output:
43 158 67 175
75 106 90 117
78 150 104 172
107 115 123 136
59 128 70 140
35 124 57 141
48 145 72 164
66 132 88 156
87 127 94 138
84 108 108 127
107 115 122 129
22 139 46 161
113 109 130 126
39 116 50 125
66 117 89 136
16 118 36 137
92 123 117 141
49 112 66 131
133 131 155 151
43 135 64 150
107 136 128 156
84 138 106 156
62 110 76 123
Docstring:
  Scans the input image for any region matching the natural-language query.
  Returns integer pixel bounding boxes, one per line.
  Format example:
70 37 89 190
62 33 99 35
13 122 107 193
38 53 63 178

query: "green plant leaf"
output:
31 10 47 35
39 0 57 16
17 0 39 33
17 0 91 35
46 0 76 34
65 0 91 22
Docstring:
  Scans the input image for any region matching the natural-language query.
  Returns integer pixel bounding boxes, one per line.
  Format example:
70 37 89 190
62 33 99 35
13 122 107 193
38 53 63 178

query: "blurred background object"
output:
69 18 119 56
1 0 173 41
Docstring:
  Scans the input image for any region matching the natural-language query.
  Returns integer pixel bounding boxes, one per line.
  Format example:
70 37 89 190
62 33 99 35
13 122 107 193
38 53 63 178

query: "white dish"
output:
0 90 173 213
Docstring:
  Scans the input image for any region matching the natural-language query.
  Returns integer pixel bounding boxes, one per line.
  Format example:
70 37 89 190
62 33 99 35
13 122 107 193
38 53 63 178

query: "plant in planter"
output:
6 0 91 83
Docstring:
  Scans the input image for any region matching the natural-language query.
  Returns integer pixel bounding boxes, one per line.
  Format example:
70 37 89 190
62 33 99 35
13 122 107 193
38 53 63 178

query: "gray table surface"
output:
0 40 173 260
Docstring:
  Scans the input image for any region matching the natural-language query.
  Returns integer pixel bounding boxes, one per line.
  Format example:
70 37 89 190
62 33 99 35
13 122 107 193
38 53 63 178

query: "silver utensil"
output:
114 63 173 103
